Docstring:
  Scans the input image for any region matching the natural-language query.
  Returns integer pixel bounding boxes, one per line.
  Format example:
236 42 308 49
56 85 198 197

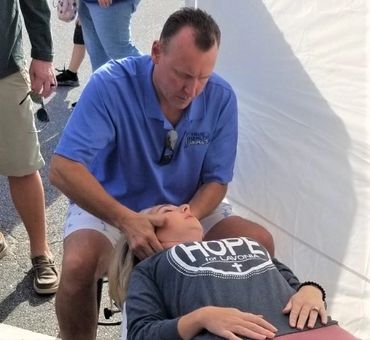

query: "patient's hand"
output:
282 286 328 330
178 306 277 340
202 307 278 339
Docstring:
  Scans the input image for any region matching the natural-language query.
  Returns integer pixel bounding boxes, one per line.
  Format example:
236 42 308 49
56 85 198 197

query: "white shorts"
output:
63 201 235 246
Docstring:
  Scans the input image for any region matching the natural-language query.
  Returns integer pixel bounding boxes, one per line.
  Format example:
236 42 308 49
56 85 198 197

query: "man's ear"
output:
151 40 162 64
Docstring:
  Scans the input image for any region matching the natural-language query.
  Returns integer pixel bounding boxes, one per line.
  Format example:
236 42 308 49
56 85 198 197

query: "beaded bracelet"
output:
298 281 326 301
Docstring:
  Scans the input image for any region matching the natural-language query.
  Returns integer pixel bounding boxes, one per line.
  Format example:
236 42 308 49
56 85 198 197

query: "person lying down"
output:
108 204 357 340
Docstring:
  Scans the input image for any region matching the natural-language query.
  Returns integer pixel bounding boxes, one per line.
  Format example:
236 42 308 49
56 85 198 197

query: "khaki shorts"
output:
0 70 44 176
63 201 235 246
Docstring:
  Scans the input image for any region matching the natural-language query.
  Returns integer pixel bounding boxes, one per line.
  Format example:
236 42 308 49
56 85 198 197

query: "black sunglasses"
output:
19 91 50 133
159 130 178 165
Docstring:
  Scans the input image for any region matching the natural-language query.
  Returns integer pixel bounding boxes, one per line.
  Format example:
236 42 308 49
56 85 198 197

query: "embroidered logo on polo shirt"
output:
185 132 210 148
167 237 274 279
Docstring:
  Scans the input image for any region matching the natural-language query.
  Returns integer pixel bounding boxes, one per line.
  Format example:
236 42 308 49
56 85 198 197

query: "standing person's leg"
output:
57 21 85 87
8 172 49 257
86 0 141 66
69 20 86 73
0 70 59 294
78 0 109 71
56 205 121 340
67 45 85 75
201 202 275 256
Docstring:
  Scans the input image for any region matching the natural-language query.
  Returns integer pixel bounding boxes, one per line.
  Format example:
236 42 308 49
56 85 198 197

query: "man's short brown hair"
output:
160 7 221 51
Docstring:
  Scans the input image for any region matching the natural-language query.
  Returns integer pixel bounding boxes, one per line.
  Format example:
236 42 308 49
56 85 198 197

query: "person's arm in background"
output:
19 0 56 97
126 265 277 340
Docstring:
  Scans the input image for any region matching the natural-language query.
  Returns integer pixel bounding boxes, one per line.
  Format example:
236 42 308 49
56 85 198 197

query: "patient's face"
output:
149 204 203 248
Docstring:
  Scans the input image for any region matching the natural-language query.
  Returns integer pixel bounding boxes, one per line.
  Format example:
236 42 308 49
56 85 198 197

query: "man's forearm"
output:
49 155 135 230
189 182 228 220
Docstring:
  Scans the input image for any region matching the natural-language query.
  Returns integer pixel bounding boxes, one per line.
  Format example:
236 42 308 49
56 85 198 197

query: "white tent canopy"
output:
190 1 369 339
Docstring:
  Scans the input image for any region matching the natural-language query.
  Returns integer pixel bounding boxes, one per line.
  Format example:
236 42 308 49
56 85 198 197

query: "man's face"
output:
151 26 218 113
149 204 203 248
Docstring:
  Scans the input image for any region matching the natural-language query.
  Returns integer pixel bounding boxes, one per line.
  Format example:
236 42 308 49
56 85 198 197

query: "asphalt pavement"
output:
0 1 184 338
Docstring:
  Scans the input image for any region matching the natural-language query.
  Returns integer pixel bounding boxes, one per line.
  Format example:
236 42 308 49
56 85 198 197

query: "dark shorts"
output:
73 22 84 45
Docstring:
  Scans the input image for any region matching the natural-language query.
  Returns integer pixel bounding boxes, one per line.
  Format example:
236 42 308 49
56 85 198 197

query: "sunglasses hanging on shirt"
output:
19 91 50 133
159 129 178 165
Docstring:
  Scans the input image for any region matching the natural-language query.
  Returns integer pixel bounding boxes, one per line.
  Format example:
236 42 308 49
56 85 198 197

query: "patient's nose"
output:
179 204 190 213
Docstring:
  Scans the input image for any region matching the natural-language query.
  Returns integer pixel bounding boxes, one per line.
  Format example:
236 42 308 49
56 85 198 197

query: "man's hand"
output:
98 0 112 7
29 59 56 97
282 285 327 329
122 213 165 260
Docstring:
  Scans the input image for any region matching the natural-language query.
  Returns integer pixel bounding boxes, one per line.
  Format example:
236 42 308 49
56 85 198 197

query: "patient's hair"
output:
108 203 203 307
108 235 135 308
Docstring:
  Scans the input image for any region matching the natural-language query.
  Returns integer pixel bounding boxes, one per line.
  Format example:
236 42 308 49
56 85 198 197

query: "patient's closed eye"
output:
157 204 176 214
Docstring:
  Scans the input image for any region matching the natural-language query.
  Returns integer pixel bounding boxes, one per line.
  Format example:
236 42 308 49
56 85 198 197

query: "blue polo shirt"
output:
55 55 238 212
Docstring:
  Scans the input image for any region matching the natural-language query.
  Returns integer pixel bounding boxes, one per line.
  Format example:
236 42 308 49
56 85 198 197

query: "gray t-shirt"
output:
0 0 53 79
126 237 335 339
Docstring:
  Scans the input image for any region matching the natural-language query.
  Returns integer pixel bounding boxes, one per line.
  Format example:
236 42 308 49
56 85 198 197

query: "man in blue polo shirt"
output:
50 7 274 340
